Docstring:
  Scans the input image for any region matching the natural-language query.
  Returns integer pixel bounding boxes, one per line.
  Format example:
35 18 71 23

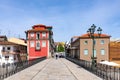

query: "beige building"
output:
70 33 110 63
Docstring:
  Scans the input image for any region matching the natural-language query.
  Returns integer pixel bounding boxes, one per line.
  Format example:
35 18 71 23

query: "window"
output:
5 56 9 60
101 40 104 44
93 40 96 45
36 32 40 39
30 41 34 47
42 41 46 47
94 49 96 57
36 41 40 50
30 32 34 37
2 47 5 51
7 47 11 50
84 49 88 55
84 41 88 45
42 32 46 38
101 49 105 55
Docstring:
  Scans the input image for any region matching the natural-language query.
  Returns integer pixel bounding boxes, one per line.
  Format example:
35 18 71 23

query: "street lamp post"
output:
87 24 102 70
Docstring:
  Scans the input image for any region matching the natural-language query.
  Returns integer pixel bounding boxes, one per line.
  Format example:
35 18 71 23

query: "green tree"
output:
57 44 65 52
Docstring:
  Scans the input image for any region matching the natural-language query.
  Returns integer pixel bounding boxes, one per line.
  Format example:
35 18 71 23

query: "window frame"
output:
42 41 46 47
36 41 40 50
84 49 88 55
42 32 46 38
94 49 97 57
101 49 105 55
36 32 40 40
30 41 34 47
30 32 34 37
7 47 11 50
84 40 88 45
101 40 104 44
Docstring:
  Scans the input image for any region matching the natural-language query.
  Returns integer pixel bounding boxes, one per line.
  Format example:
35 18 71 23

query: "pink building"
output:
25 24 54 60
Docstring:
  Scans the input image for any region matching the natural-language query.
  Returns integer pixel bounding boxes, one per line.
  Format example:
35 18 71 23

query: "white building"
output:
0 36 27 65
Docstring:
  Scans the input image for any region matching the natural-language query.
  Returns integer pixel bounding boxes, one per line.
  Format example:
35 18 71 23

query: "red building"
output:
25 24 55 60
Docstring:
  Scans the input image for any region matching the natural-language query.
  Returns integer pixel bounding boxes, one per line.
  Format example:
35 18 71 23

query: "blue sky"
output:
0 0 120 42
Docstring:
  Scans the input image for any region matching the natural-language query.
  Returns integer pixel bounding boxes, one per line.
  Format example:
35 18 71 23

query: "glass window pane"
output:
94 49 96 57
30 41 34 47
101 49 105 55
36 41 40 50
84 49 88 55
101 40 104 44
42 41 46 47
42 32 46 37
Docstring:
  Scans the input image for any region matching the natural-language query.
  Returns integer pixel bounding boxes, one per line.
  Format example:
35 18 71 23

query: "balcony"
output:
1 50 17 54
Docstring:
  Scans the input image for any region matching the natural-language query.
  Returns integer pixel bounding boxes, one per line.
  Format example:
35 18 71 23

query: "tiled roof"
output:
72 36 80 38
80 33 110 38
26 29 49 32
26 24 52 32
8 38 27 46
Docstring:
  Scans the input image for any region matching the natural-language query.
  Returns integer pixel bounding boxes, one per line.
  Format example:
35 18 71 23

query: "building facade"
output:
109 41 120 61
25 24 54 60
0 36 27 65
70 33 110 63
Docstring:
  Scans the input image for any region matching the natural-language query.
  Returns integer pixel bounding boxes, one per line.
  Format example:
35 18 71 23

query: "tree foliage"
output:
57 43 65 52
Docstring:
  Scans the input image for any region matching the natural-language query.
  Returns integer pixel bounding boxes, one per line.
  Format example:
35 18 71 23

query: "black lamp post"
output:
87 24 102 70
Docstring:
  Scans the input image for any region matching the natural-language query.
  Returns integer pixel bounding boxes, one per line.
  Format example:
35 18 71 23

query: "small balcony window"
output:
36 32 40 39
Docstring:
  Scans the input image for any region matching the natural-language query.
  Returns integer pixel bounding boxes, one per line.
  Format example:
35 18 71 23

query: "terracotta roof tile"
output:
80 33 110 38
26 24 52 32
26 29 49 32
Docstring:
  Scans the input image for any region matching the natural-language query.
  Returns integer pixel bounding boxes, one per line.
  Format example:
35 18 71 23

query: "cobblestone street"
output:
5 58 102 80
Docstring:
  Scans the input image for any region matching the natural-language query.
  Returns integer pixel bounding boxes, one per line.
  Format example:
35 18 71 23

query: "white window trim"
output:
30 41 34 47
42 41 46 47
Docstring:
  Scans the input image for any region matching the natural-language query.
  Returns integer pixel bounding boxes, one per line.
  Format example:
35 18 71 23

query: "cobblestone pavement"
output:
5 58 102 80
